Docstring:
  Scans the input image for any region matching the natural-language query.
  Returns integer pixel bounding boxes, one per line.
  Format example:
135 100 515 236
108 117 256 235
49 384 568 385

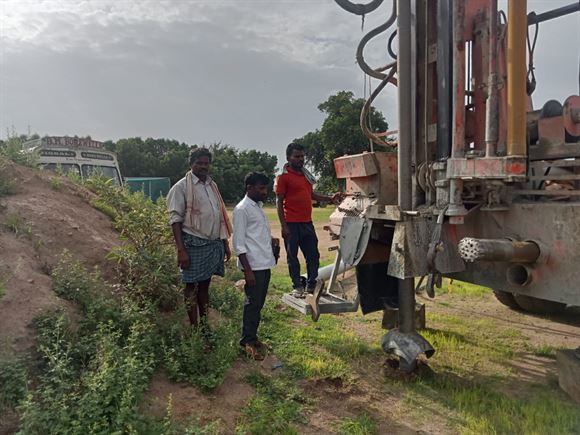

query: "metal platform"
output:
282 292 359 315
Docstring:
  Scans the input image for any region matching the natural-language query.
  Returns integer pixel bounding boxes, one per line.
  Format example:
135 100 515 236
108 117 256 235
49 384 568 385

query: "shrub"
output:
0 357 28 409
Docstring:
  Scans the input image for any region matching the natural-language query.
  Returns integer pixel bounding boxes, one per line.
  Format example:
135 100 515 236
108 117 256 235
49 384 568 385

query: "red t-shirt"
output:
275 167 313 223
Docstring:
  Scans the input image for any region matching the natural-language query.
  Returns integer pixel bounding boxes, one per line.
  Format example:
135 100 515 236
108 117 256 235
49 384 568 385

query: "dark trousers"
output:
285 222 320 290
240 269 271 346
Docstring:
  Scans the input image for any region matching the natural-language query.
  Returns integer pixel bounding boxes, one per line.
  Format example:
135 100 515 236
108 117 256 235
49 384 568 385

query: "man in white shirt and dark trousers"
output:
233 172 279 361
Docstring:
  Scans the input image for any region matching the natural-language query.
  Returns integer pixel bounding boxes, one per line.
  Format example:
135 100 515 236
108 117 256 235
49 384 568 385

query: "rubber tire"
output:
492 290 521 310
513 294 566 315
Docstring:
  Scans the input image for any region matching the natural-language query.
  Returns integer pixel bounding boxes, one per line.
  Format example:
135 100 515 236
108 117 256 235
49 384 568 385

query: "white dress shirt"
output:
166 174 224 240
232 195 275 271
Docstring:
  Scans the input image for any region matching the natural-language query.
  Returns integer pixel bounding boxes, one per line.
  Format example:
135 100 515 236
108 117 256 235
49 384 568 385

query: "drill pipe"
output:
458 238 540 263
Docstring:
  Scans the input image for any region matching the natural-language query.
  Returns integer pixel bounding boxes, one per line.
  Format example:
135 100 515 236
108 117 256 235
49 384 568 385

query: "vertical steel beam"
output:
507 0 528 156
397 0 415 334
485 0 500 157
437 0 453 160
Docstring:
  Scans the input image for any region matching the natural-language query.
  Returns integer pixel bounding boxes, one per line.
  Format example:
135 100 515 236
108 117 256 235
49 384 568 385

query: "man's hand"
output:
224 240 231 262
331 192 346 205
281 224 291 240
244 269 256 287
177 248 190 270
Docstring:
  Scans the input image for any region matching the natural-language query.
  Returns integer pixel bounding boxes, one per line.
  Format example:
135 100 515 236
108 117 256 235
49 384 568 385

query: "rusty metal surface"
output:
529 142 580 160
446 156 527 179
334 153 378 178
387 217 465 279
563 95 580 137
448 202 580 305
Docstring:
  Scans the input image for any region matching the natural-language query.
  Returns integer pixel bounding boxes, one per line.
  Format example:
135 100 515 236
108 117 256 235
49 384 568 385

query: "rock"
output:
27 279 34 284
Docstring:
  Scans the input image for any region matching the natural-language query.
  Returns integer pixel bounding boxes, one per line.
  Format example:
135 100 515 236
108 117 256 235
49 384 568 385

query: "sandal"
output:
255 340 271 351
243 344 264 361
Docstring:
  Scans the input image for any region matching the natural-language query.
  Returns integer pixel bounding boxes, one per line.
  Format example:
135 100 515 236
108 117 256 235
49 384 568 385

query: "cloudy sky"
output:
1 0 578 168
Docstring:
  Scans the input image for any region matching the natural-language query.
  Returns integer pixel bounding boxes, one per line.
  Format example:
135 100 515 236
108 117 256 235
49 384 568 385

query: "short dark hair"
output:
286 142 304 158
244 172 270 189
189 147 212 165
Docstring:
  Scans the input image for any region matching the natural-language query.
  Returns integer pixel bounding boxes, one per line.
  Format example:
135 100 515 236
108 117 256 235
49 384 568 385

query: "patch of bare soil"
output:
143 360 255 431
0 162 120 353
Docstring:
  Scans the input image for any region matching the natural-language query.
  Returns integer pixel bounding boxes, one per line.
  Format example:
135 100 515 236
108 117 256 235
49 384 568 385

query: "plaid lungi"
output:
181 232 225 283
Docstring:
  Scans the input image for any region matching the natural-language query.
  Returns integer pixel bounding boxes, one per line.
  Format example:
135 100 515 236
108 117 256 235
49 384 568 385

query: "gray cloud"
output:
1 0 578 169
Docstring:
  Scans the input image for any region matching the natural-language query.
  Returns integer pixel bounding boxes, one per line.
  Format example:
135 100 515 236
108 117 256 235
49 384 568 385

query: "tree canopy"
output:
107 138 278 204
295 91 389 191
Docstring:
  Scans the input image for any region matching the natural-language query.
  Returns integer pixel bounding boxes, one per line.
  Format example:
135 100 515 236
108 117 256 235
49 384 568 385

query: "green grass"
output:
336 413 378 435
236 371 308 434
526 343 559 359
5 214 33 238
437 279 491 298
261 205 334 225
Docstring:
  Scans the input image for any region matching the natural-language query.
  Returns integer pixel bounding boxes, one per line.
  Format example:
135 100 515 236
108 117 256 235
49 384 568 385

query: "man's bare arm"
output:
276 193 291 239
171 222 190 269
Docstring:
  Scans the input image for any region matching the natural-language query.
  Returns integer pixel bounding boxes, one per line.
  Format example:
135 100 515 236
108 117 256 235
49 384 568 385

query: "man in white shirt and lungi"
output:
233 172 279 361
167 147 232 329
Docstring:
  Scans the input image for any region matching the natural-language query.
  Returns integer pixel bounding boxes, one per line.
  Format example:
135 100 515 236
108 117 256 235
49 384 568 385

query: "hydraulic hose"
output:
355 1 397 79
334 0 384 16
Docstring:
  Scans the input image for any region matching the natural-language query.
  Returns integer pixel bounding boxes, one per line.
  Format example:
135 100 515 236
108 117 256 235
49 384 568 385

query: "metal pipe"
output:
301 261 351 284
436 0 453 160
507 0 528 156
485 0 499 157
397 0 415 334
458 238 541 263
451 0 466 158
527 2 580 25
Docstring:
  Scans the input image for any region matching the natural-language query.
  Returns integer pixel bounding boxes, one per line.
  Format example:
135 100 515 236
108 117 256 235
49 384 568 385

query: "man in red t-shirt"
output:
275 143 344 298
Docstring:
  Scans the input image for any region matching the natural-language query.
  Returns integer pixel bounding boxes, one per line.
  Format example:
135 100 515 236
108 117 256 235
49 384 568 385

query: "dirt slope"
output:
0 161 120 352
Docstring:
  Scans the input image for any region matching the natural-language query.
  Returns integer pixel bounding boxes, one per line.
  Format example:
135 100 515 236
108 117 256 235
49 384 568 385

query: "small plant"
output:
236 371 308 433
162 322 238 392
0 157 17 196
5 214 33 238
0 357 28 409
50 175 62 191
337 413 378 435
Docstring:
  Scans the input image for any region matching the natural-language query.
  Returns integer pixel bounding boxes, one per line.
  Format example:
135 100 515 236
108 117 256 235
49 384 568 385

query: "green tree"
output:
295 91 389 191
109 138 278 203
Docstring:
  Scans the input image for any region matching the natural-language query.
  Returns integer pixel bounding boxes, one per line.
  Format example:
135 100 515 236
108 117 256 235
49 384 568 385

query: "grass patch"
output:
236 371 308 434
408 375 580 434
437 279 490 298
5 214 33 239
527 343 559 359
336 413 378 435
260 278 371 379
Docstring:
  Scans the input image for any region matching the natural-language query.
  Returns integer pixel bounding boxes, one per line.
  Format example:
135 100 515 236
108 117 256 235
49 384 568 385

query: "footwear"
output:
291 287 306 298
243 344 265 361
255 340 270 351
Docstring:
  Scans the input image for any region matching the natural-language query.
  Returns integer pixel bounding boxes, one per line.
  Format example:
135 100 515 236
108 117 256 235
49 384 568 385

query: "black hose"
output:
355 1 397 79
387 29 397 59
334 0 384 16
360 66 397 148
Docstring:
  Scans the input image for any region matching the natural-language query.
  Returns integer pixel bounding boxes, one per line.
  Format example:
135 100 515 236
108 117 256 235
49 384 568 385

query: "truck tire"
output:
492 290 521 310
513 294 566 315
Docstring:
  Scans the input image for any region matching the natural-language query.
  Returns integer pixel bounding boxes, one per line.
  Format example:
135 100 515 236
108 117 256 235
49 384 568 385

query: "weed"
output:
0 157 17 196
236 371 308 434
337 413 378 435
527 343 558 358
50 175 62 191
162 322 238 392
5 214 33 238
0 357 28 409
0 137 37 167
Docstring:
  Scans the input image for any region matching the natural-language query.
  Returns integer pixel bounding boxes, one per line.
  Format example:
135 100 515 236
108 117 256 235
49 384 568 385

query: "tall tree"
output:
296 91 389 191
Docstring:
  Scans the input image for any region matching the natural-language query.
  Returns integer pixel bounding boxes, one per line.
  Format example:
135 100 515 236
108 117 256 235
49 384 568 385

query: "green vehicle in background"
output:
125 177 170 202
